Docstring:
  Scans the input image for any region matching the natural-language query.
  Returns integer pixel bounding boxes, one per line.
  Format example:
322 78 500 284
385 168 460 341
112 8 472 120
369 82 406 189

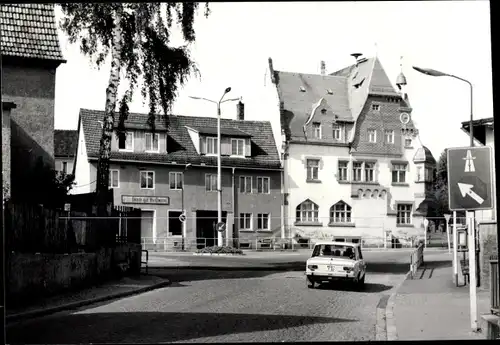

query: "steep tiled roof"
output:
0 4 65 62
413 145 436 165
54 130 78 157
79 109 281 170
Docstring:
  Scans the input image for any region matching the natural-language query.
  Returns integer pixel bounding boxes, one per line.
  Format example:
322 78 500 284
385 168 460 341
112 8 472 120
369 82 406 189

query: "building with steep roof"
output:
1 4 66 200
265 54 436 246
54 130 78 174
72 107 283 249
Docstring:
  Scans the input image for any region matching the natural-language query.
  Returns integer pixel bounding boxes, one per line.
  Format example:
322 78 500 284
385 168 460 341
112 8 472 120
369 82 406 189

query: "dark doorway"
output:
168 211 183 236
196 210 227 248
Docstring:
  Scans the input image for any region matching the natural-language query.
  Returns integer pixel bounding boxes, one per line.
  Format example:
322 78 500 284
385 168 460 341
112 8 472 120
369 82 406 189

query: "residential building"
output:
461 117 496 221
54 130 78 174
72 107 283 248
265 54 436 246
0 4 66 200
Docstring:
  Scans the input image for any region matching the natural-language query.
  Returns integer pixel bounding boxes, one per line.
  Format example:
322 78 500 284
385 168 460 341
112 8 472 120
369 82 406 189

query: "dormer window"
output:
206 137 218 155
231 138 245 157
118 131 134 151
326 89 333 95
145 133 159 152
372 104 380 111
300 86 306 92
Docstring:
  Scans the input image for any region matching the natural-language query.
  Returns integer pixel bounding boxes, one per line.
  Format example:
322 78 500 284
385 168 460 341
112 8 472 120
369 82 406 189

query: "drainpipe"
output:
229 167 236 247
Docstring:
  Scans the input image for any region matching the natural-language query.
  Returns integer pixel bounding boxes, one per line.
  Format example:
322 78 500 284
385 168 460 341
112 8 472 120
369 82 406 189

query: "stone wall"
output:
479 221 498 290
7 243 142 308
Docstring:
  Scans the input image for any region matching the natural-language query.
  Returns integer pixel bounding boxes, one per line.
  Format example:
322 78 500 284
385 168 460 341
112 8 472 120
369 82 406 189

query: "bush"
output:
197 246 243 255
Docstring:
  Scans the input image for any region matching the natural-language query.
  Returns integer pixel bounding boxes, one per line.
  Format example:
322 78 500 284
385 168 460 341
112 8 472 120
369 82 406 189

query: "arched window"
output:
296 199 319 223
330 201 352 223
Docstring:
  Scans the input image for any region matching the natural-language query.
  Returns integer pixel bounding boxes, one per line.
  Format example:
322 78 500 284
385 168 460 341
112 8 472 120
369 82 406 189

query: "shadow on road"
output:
7 311 355 343
420 260 451 269
315 282 393 293
365 262 410 274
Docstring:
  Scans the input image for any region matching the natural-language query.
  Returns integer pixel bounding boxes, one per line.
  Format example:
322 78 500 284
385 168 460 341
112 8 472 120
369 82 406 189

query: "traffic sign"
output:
447 146 494 211
216 222 226 232
179 213 186 223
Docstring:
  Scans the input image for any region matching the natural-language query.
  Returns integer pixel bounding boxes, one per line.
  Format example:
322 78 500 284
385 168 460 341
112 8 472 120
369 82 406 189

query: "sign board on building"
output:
121 195 170 205
64 203 71 212
447 146 494 211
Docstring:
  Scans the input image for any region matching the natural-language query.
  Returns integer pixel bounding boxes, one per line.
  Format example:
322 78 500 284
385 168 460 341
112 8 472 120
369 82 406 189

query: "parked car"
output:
305 241 366 289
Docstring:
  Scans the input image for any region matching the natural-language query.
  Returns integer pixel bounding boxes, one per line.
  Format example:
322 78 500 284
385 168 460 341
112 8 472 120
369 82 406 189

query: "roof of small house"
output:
413 145 436 165
0 4 65 62
54 130 78 157
78 108 282 170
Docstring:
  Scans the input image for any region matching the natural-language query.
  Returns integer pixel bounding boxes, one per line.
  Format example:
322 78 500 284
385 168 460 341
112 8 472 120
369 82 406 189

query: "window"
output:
62 161 68 174
296 200 319 223
169 172 183 190
205 174 217 192
239 176 252 193
405 138 412 147
306 159 320 181
257 213 270 230
145 133 159 152
206 137 218 155
385 130 394 144
352 162 362 182
333 124 342 140
330 201 352 223
368 129 376 143
372 104 380 111
140 171 155 189
364 162 375 182
119 131 134 151
257 176 270 194
397 204 412 225
338 161 348 181
109 169 119 188
239 213 252 230
425 167 433 182
312 122 321 139
392 163 407 183
416 166 422 182
231 138 245 156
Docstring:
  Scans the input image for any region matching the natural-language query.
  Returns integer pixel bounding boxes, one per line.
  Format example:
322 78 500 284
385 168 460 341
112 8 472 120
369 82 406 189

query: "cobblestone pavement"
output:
7 258 409 343
394 252 490 340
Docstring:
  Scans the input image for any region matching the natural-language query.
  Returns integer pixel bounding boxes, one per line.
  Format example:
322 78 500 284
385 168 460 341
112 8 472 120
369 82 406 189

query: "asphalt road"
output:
7 251 412 343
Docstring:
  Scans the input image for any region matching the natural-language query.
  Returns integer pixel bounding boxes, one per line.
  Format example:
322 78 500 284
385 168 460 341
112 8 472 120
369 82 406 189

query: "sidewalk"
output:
6 274 170 324
393 253 490 340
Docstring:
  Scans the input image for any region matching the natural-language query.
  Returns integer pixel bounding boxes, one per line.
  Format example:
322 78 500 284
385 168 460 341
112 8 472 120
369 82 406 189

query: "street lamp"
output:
413 65 479 332
181 163 191 250
189 88 240 247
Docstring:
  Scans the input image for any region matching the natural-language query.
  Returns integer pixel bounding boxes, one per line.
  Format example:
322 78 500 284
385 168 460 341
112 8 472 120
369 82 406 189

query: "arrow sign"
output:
458 183 484 205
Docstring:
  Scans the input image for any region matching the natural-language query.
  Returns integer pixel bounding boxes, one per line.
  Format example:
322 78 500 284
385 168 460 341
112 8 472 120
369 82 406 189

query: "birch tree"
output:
59 3 209 216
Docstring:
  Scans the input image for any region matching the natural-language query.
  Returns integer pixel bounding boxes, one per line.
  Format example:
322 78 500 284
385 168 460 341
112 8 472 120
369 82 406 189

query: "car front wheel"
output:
307 277 316 289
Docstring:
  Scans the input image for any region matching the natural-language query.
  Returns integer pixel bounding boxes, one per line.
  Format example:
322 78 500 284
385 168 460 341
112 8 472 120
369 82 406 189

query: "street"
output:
7 251 412 343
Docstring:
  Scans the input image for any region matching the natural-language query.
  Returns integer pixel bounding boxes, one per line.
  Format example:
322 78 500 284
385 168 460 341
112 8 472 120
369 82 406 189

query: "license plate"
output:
327 265 336 271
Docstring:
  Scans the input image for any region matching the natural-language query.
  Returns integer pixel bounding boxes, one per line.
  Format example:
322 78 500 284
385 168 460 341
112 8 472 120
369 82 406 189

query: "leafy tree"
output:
59 3 209 216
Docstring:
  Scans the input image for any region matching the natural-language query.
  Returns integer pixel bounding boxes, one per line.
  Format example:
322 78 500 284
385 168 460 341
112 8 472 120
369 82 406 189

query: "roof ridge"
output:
276 70 347 80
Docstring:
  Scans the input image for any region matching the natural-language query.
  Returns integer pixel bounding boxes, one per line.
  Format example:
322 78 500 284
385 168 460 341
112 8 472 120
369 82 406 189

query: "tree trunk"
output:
96 11 122 220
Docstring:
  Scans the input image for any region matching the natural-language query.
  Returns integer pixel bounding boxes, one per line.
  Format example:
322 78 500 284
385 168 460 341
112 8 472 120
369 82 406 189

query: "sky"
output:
53 1 493 160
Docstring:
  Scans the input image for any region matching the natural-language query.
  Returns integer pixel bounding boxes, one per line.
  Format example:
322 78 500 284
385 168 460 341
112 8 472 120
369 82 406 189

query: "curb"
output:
386 270 411 341
148 265 301 271
6 278 171 324
193 253 245 256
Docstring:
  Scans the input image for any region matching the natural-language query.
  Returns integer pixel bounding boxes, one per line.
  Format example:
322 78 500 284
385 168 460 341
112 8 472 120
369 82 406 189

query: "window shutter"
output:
245 138 251 156
200 136 206 154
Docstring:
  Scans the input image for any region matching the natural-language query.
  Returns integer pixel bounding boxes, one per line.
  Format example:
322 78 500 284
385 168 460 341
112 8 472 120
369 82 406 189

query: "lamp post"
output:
181 163 191 250
189 88 240 247
413 66 479 332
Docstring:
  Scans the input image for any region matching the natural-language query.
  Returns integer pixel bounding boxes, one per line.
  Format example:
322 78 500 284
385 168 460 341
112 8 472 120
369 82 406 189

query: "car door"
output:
357 246 366 275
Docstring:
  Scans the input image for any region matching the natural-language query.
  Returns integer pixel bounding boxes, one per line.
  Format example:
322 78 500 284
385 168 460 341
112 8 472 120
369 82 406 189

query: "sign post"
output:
453 211 458 286
423 219 429 249
447 146 494 332
443 213 451 253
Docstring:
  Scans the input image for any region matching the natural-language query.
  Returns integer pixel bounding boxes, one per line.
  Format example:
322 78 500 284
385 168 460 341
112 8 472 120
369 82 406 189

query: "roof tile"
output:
0 4 65 62
79 109 282 170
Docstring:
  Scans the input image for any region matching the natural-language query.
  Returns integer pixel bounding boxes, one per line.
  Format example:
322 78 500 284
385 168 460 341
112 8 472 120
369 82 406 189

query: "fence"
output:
409 243 425 279
491 255 499 315
5 201 142 254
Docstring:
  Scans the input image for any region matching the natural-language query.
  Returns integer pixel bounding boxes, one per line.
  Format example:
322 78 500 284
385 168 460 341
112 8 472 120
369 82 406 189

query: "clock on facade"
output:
400 112 410 125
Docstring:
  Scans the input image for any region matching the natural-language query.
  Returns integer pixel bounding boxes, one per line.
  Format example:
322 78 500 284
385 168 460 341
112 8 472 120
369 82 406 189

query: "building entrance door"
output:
141 210 155 243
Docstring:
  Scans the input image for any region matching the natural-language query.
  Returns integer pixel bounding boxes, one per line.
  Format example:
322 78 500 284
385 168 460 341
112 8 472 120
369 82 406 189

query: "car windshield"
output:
312 244 356 259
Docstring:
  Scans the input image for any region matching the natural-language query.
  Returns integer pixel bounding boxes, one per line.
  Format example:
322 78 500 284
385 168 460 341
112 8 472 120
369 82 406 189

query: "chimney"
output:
320 60 326 75
237 99 245 121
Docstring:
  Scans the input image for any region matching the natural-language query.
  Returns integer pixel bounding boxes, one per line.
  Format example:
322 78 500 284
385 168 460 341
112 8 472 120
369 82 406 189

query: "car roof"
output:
313 241 360 247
